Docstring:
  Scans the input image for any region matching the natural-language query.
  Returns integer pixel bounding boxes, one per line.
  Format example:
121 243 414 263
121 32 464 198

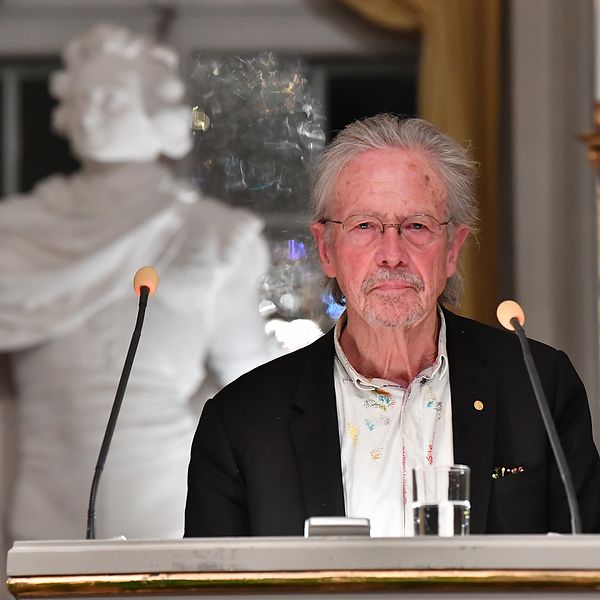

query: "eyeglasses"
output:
321 213 452 248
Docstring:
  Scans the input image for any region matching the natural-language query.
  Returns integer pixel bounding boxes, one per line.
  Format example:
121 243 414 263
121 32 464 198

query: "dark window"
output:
307 56 418 142
20 74 78 193
0 59 78 198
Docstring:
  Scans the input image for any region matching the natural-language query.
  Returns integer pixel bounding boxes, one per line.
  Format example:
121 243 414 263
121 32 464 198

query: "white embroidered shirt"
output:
333 309 454 536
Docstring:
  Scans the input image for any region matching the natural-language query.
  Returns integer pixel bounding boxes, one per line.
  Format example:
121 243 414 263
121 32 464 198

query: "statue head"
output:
50 24 191 163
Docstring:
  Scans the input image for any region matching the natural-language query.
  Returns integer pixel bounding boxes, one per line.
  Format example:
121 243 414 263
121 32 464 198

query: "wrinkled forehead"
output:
331 147 448 211
336 148 442 186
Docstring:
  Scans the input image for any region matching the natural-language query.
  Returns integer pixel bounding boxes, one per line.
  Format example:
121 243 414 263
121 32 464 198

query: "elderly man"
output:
185 114 600 536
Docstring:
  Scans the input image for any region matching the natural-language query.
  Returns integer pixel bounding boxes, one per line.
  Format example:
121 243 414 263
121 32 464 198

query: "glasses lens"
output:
335 214 446 247
341 215 383 246
401 215 441 247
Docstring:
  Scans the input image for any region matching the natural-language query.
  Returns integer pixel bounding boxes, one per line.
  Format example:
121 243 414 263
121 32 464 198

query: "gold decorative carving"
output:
579 102 600 170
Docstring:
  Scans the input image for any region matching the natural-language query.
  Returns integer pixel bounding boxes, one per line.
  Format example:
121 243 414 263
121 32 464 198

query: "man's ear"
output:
446 225 470 278
309 222 336 278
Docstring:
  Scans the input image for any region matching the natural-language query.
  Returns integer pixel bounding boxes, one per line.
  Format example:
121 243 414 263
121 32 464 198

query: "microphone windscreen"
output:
496 300 525 331
133 266 159 296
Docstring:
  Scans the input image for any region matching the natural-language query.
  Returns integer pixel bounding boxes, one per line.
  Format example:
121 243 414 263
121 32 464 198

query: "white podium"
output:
7 536 600 599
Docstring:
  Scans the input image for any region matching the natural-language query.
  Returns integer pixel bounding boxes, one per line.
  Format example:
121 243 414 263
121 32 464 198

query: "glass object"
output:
412 464 470 536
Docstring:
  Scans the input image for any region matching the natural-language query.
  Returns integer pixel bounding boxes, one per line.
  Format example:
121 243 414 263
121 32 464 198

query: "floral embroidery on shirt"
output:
333 308 452 537
347 423 359 447
426 443 434 465
425 385 442 420
370 447 383 460
426 399 442 420
364 393 397 412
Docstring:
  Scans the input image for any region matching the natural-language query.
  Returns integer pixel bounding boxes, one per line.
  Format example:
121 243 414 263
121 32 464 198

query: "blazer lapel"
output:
289 329 346 519
445 310 497 534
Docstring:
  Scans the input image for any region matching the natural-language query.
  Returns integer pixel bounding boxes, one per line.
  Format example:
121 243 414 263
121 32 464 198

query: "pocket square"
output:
492 466 524 480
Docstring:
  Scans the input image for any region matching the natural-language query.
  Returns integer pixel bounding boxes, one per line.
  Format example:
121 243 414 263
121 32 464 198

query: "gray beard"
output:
363 293 425 329
360 269 426 328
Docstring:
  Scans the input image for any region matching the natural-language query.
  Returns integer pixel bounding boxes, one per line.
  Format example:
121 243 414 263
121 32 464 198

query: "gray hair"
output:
311 114 479 307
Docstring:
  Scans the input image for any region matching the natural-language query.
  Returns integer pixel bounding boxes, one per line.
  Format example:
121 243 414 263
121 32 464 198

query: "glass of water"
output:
412 464 471 536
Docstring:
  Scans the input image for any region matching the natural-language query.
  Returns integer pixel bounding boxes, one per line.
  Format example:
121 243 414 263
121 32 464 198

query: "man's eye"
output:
405 221 430 232
355 221 377 230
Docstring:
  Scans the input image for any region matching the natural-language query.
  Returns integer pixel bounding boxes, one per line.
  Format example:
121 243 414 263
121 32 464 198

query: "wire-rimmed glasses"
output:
321 213 452 248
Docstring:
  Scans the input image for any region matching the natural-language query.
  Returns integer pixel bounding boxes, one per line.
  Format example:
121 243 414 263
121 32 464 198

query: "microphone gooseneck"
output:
497 300 582 534
86 267 158 539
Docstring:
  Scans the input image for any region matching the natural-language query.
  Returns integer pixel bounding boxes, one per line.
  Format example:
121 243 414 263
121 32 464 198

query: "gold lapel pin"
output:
473 400 484 411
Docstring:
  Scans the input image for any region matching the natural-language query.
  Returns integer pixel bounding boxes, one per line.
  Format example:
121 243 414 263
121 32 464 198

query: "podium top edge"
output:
8 535 600 577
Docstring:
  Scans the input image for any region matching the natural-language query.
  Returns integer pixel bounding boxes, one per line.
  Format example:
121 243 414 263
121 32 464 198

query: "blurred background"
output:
0 0 597 435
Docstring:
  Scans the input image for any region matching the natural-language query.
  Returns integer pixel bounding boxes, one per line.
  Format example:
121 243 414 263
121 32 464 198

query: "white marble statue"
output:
0 24 276 543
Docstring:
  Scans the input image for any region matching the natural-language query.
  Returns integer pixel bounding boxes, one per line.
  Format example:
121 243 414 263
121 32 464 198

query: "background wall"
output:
509 0 598 438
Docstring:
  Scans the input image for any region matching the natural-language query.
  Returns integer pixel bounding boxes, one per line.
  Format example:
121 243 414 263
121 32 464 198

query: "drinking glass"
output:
412 464 471 536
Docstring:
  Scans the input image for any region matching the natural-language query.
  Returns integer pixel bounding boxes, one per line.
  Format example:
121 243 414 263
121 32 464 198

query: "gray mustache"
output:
361 270 425 293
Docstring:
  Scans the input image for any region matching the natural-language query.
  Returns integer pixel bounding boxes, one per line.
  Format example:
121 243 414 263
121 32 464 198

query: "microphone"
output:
86 267 159 539
496 300 581 534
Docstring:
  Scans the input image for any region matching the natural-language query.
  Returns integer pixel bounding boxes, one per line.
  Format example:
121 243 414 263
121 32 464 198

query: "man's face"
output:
311 148 468 329
61 55 161 163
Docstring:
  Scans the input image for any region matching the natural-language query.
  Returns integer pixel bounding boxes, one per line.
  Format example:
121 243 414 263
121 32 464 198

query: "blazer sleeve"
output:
184 398 249 537
548 350 600 533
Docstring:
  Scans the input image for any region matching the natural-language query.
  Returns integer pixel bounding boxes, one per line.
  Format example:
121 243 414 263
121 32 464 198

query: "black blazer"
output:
185 310 600 536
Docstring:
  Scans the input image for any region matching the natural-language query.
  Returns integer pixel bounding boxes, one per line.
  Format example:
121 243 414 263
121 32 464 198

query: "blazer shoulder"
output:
443 308 562 362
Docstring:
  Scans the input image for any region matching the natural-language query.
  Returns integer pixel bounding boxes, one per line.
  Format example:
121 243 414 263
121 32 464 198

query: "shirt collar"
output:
333 306 449 390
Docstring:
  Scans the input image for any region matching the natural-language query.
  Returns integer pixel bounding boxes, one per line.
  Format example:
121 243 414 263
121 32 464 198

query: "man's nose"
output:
374 226 409 268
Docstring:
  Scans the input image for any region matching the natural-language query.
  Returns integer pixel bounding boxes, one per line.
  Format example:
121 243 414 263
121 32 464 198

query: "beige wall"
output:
510 0 599 440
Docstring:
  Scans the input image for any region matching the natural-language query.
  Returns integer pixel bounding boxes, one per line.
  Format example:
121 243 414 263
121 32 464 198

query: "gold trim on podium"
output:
8 569 600 597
